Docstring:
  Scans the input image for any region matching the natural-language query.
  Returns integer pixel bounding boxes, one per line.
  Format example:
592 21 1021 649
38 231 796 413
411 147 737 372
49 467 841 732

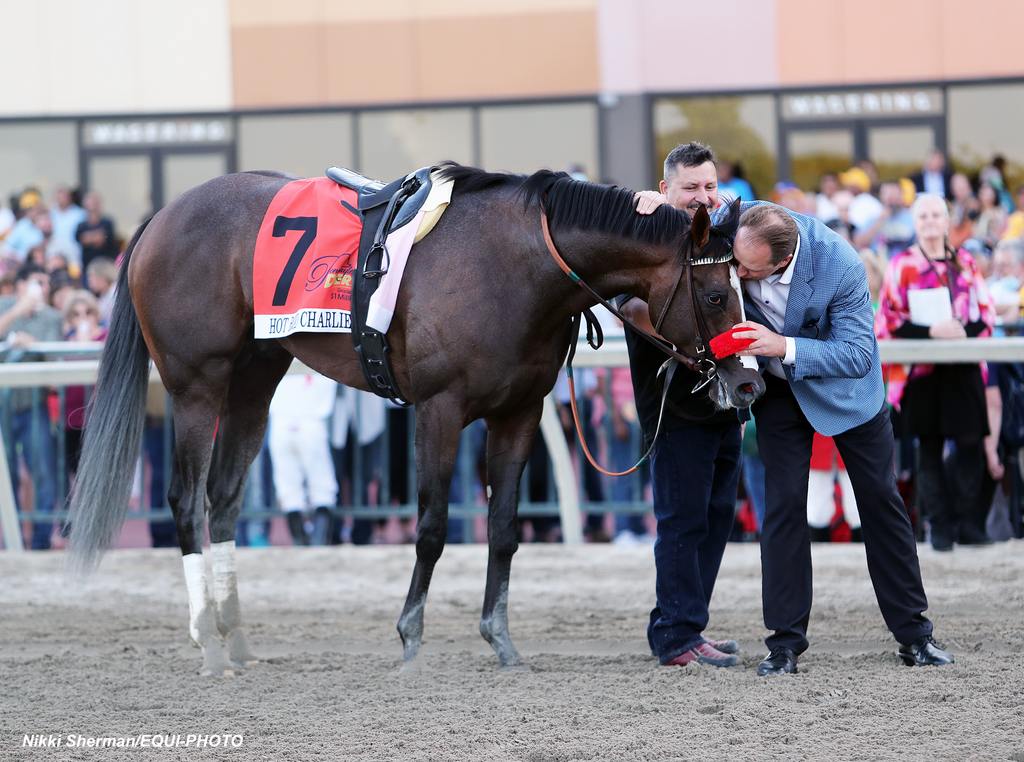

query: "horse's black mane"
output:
435 162 692 246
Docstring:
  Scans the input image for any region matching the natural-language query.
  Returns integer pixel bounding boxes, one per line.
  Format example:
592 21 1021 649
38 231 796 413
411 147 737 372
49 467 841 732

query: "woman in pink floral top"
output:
875 194 995 551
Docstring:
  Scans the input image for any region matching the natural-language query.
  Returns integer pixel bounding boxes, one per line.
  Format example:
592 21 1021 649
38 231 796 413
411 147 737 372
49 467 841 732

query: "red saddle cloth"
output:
253 177 362 339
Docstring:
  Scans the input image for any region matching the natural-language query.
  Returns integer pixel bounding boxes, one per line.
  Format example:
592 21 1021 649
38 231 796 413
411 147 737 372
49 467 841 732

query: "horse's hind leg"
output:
207 349 292 668
396 392 464 663
479 404 542 668
167 376 232 676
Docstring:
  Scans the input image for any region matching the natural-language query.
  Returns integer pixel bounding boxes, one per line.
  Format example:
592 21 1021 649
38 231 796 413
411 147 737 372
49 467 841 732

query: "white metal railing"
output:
1 337 1023 551
3 337 1023 386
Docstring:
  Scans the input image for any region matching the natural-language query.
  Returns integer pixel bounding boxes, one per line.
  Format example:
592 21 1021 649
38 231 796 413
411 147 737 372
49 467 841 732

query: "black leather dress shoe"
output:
958 524 993 546
757 647 798 676
898 636 955 666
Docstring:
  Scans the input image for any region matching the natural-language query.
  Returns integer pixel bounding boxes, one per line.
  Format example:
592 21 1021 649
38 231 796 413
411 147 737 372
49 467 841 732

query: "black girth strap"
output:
350 173 424 406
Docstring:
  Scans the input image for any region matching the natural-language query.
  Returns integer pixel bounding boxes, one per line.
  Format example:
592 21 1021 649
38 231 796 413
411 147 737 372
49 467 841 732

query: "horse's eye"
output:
706 292 724 307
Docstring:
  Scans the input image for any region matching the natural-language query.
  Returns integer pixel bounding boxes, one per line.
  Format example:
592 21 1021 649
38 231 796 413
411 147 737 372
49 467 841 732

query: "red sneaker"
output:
666 642 739 668
707 638 739 655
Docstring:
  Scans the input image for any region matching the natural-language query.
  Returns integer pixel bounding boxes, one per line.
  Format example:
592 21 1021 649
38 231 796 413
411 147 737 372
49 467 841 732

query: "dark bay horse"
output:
69 164 763 675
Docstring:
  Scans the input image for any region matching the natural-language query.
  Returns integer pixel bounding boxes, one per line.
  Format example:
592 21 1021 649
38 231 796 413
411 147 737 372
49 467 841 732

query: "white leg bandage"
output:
182 553 210 643
210 541 236 609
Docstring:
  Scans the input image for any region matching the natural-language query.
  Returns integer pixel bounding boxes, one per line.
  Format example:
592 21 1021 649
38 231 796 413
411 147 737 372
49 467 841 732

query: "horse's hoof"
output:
199 667 236 678
198 642 233 677
500 661 529 673
228 658 259 670
401 640 422 663
498 652 527 671
398 659 423 676
224 630 258 666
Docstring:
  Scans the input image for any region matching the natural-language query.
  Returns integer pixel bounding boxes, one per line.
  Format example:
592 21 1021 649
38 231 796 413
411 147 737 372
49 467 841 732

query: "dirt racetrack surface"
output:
2 541 1022 761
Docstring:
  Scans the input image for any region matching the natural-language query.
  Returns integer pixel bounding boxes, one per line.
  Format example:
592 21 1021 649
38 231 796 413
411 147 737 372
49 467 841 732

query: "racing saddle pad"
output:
253 177 360 339
252 172 452 341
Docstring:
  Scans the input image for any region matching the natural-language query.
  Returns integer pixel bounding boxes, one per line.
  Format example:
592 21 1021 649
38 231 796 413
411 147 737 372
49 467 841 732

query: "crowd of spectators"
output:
0 184 124 549
2 152 1022 550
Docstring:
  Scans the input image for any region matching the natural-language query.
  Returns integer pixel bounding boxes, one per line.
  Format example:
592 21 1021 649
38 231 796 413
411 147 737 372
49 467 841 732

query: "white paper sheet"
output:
907 287 953 326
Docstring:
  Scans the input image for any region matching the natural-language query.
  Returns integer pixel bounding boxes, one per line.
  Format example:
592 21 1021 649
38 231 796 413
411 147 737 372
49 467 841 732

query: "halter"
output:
540 211 734 476
650 233 734 394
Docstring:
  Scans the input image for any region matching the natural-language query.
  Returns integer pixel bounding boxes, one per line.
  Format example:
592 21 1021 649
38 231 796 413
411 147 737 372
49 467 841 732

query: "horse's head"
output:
647 198 765 410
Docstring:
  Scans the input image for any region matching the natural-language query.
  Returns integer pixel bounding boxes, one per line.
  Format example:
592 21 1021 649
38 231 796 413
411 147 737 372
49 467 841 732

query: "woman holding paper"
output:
876 194 995 551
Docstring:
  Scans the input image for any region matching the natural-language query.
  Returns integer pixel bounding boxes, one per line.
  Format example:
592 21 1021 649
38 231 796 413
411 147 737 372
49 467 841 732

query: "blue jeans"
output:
647 421 742 663
239 438 274 547
143 421 177 547
8 407 58 550
742 453 767 532
610 422 647 536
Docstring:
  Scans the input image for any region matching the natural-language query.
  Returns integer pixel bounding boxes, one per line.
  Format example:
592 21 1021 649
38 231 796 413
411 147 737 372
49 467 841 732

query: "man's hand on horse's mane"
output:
634 190 669 216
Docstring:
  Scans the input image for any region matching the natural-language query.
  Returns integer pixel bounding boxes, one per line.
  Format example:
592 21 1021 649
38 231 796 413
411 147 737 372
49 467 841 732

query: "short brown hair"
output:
664 142 715 181
738 205 798 265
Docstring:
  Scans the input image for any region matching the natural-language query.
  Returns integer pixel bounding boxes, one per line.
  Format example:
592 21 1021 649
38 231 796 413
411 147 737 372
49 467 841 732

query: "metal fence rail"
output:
2 337 1023 551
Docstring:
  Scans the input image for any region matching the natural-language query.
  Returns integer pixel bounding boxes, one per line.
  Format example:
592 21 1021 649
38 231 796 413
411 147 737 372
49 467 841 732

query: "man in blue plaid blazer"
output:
732 202 954 675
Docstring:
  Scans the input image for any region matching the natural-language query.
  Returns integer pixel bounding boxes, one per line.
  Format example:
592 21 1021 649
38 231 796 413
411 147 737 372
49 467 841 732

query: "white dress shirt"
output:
744 236 800 378
923 170 945 198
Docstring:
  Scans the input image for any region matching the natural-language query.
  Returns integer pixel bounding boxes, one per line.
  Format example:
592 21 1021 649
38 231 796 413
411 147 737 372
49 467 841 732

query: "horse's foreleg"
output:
396 393 464 663
479 404 542 668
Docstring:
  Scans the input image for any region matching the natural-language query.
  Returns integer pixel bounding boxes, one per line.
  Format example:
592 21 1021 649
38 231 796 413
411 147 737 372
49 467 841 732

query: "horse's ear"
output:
716 197 743 238
691 204 711 248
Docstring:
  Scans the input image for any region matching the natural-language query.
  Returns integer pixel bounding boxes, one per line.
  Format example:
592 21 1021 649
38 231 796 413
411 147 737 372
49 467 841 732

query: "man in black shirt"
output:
75 191 119 272
622 142 743 667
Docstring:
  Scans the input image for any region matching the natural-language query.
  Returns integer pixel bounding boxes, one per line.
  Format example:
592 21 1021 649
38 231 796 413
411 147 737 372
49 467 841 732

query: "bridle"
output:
540 210 734 475
649 228 734 394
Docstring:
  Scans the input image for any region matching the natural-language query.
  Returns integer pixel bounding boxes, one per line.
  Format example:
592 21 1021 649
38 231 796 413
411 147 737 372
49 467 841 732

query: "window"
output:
479 102 598 178
948 83 1024 191
787 129 853 191
0 121 77 198
86 155 151 237
867 125 936 181
653 95 777 198
358 109 473 181
163 153 229 206
239 113 354 178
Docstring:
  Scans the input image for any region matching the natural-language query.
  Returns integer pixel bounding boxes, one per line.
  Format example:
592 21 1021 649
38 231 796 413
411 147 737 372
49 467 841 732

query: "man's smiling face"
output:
660 161 721 214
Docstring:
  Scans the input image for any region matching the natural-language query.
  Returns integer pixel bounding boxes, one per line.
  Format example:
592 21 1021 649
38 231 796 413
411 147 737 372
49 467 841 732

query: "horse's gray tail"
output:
68 218 155 574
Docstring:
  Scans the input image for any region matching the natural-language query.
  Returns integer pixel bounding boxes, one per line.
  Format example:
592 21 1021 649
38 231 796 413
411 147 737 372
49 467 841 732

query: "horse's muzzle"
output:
714 363 766 410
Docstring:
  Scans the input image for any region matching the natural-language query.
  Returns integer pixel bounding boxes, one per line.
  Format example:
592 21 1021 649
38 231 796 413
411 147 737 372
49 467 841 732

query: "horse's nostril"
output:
739 382 756 396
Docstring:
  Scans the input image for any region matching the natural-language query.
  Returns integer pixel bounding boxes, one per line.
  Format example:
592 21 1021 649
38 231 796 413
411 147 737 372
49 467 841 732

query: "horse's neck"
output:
554 231 665 306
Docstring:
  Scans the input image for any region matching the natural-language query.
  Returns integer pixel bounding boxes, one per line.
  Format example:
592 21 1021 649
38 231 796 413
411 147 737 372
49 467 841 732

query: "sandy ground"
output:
1 541 1022 761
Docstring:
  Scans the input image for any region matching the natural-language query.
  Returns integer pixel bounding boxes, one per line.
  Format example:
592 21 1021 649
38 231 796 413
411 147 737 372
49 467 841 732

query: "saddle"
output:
325 165 434 405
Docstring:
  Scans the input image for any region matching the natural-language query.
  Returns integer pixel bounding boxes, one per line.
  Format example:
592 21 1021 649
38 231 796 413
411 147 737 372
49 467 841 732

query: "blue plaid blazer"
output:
737 202 885 436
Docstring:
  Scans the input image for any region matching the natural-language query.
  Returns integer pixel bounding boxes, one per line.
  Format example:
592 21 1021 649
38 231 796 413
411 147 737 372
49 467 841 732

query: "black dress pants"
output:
917 436 986 542
754 374 933 654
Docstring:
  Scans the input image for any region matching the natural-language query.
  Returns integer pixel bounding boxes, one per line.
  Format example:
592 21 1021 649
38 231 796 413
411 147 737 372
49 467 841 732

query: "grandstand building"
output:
2 0 1023 233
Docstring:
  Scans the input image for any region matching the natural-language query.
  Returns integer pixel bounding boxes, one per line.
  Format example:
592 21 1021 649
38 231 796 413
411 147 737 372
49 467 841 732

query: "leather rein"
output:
540 211 733 476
